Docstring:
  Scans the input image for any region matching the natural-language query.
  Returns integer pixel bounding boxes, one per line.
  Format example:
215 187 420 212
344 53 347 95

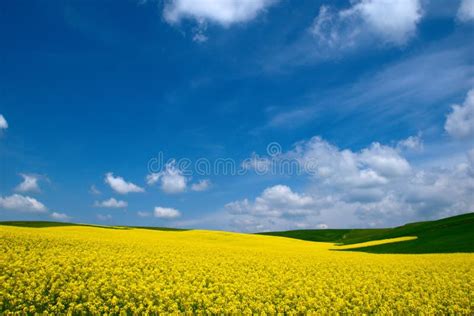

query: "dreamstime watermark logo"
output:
147 142 319 177
266 142 282 157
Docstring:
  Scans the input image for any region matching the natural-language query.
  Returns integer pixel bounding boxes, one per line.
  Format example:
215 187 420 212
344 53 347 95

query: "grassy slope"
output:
0 221 94 228
345 213 474 253
259 213 474 253
257 228 391 243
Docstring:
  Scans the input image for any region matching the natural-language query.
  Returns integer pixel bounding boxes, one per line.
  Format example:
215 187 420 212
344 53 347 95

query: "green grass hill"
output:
258 213 474 254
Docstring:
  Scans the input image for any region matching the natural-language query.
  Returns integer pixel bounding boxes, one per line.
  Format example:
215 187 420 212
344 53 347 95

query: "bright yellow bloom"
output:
1 226 473 314
332 236 417 249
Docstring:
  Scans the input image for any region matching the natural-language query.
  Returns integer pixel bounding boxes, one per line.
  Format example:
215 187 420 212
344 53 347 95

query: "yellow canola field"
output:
1 225 473 315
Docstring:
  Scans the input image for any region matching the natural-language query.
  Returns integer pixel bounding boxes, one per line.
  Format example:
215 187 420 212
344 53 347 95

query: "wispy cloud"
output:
94 198 128 208
397 134 424 151
266 107 317 129
89 185 101 195
311 0 423 49
0 114 7 130
137 211 151 217
50 212 71 221
15 173 41 193
265 44 474 130
97 214 112 221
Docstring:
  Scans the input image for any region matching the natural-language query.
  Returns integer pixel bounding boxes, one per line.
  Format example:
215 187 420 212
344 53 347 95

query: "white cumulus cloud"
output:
15 173 41 193
147 161 187 194
228 135 474 232
105 172 144 194
163 0 279 41
457 0 474 21
191 179 211 191
154 206 181 219
279 136 411 188
354 0 423 44
0 194 47 213
94 198 128 208
163 0 278 26
226 185 317 218
445 89 474 138
359 143 411 178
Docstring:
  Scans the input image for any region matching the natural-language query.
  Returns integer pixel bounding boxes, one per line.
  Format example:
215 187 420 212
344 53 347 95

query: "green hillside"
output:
258 228 391 243
259 213 474 253
0 221 94 228
0 221 187 232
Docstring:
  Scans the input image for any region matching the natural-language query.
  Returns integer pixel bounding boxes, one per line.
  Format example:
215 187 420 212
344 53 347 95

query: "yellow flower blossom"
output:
0 226 472 314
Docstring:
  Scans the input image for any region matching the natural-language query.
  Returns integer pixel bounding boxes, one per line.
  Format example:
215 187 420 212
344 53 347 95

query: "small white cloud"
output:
137 211 152 217
191 179 211 192
163 0 278 26
267 107 316 128
193 32 208 43
89 185 101 195
15 173 40 193
147 161 187 194
50 212 71 221
317 223 328 229
97 214 112 221
146 173 160 185
192 20 208 43
105 172 144 194
295 223 328 229
445 89 474 138
0 114 8 129
0 194 47 213
457 0 474 22
154 206 181 219
397 134 423 151
311 0 423 49
94 198 128 208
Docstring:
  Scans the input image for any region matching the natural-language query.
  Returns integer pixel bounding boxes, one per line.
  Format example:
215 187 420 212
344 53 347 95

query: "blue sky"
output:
1 0 473 231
